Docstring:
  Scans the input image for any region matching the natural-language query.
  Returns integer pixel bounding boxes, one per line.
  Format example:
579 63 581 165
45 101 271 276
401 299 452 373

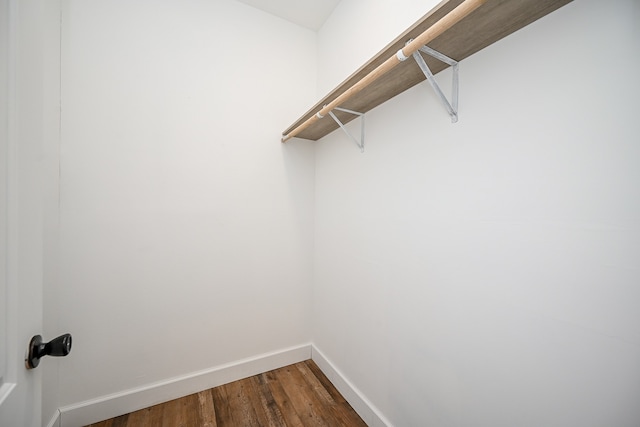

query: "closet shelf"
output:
281 0 572 143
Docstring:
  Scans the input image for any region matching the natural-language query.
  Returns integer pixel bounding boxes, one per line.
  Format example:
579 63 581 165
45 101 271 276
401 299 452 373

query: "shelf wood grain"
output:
282 0 572 141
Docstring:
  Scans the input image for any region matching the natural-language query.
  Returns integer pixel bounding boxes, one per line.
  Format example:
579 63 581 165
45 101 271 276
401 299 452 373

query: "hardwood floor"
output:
86 360 367 427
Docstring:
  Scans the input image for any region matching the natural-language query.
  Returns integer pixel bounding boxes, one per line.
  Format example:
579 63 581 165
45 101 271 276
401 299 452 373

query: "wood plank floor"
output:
86 360 367 427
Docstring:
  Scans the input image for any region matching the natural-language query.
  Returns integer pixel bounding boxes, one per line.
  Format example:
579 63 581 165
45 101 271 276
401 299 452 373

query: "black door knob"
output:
25 333 72 369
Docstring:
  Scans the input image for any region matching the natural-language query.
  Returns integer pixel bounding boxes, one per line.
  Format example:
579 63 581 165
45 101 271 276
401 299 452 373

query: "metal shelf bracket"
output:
327 107 365 153
411 45 459 122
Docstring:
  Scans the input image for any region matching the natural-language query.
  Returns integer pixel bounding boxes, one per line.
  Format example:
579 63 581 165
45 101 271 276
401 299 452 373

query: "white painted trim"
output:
311 345 394 427
44 410 61 427
0 382 16 407
59 344 311 427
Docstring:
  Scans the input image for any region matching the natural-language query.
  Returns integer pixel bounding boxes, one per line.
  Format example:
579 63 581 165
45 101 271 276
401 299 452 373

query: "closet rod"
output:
281 0 486 143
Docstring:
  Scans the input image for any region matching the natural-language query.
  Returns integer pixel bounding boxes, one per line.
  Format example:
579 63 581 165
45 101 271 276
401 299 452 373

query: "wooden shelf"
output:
282 0 572 141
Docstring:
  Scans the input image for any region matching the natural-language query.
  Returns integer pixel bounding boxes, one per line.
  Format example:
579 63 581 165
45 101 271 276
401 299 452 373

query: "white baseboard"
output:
44 410 61 427
58 344 311 427
311 345 393 427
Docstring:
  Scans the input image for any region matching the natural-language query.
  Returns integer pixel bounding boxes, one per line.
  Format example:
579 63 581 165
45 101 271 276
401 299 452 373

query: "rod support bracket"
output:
327 107 365 153
409 42 459 122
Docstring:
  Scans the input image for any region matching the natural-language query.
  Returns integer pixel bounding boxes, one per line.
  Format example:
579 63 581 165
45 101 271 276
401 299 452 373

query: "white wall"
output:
317 0 440 95
313 0 640 426
57 0 316 408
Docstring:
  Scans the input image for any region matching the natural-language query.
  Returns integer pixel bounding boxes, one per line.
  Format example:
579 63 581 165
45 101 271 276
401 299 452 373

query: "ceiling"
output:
235 0 341 31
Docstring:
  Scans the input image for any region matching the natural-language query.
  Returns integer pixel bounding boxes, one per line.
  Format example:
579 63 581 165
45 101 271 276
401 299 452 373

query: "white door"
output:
0 0 55 425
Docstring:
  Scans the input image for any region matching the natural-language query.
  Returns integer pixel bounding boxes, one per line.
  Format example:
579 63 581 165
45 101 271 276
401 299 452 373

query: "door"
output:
0 0 53 425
